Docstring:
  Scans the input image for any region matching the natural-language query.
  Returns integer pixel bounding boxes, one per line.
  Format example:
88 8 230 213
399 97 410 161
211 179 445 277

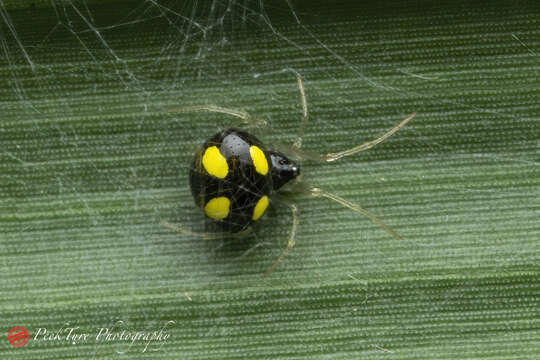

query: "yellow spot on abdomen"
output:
252 195 269 221
204 197 230 220
249 146 268 175
202 146 228 178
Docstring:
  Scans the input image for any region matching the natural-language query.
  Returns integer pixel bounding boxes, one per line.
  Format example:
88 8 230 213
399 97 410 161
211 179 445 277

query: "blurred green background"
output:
1 0 539 358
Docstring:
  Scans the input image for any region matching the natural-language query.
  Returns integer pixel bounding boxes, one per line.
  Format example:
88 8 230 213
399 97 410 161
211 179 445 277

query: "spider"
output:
162 74 415 276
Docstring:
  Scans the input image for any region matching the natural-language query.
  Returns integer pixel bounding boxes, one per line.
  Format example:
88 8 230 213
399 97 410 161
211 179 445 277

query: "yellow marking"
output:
252 195 269 221
204 197 230 220
250 146 268 175
202 146 228 178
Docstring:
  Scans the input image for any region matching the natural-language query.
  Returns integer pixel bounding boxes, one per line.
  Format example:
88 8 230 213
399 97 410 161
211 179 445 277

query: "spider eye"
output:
279 158 289 165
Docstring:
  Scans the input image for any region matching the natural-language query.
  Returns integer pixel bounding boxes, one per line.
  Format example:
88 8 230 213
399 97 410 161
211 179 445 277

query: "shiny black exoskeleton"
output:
190 128 300 232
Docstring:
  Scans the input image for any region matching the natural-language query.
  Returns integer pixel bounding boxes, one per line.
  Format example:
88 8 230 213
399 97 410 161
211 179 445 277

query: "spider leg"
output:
292 183 401 239
168 105 268 128
286 70 414 160
264 202 299 277
323 112 416 162
161 220 253 240
288 112 415 162
292 73 309 150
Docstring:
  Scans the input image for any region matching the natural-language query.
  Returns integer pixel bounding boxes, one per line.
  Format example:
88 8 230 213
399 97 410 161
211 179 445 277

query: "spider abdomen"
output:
190 128 273 232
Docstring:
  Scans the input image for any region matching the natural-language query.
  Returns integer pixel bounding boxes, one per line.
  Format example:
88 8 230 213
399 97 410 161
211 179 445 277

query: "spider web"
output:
1 0 539 274
2 1 538 268
1 2 539 356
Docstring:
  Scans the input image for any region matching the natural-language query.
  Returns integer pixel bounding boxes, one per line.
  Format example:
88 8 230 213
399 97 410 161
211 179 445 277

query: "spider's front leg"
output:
289 74 415 162
322 112 416 162
289 112 416 163
290 182 402 240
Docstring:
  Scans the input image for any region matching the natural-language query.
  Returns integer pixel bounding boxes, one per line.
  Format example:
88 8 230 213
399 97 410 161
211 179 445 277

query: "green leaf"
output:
1 1 539 358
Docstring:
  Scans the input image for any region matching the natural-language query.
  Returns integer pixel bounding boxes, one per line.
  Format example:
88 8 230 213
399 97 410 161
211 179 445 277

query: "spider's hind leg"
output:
161 220 253 240
264 200 299 277
168 105 268 129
